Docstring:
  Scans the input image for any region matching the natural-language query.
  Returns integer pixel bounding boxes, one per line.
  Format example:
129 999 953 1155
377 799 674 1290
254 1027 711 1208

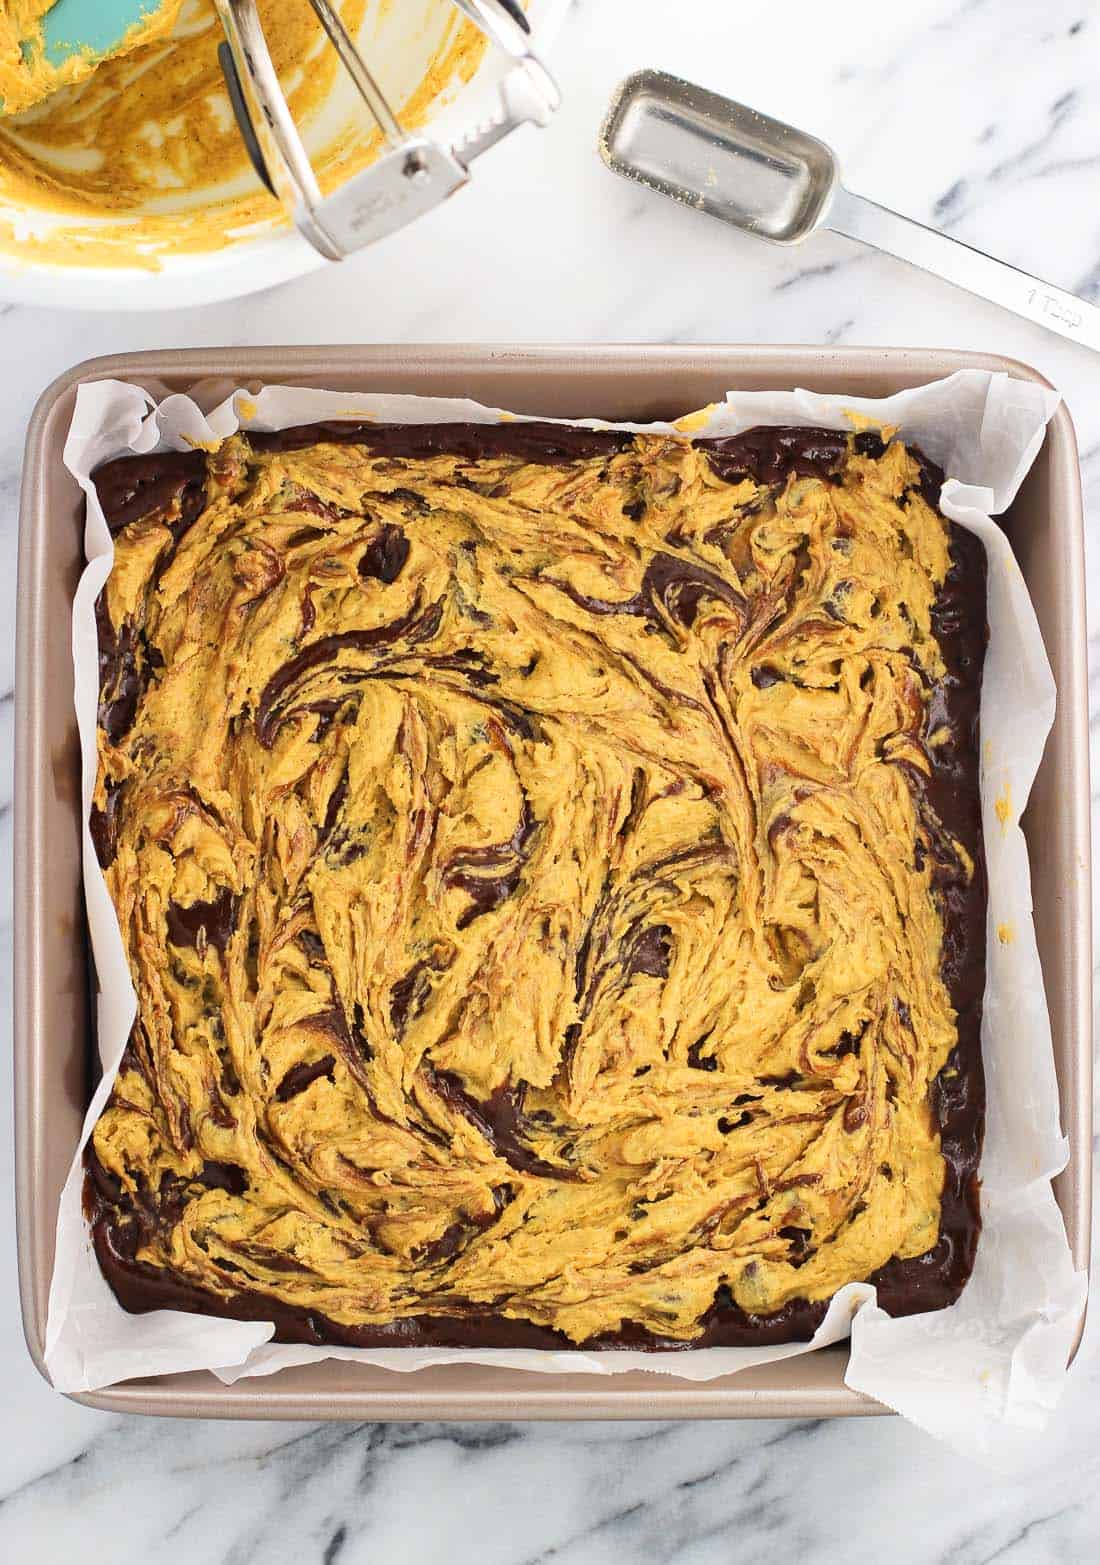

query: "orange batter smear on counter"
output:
0 0 487 267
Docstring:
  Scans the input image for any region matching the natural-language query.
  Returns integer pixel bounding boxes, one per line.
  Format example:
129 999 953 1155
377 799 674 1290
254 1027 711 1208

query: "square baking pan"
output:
15 345 1092 1420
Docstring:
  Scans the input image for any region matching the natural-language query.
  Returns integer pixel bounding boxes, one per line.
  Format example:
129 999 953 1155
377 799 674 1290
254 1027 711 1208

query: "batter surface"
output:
85 420 987 1347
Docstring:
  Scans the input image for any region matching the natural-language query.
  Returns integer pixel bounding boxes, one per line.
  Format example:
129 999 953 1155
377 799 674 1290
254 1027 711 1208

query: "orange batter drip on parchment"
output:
0 0 487 268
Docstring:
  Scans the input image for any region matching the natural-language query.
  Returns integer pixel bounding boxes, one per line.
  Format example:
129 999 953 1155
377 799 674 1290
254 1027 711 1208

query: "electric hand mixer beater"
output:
214 0 559 260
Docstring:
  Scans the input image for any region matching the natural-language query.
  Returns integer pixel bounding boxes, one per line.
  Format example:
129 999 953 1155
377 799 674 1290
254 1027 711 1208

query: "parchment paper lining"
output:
45 370 1087 1464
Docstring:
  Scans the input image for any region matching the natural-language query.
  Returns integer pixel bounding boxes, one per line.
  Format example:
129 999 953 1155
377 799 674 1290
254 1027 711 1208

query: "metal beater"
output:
214 0 559 260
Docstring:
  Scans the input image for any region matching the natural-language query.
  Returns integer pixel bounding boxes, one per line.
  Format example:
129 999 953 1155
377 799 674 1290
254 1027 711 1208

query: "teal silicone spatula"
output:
2 0 173 113
38 0 168 65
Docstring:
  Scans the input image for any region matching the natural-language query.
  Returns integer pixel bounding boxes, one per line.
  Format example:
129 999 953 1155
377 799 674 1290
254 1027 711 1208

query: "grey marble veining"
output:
2 0 1100 1560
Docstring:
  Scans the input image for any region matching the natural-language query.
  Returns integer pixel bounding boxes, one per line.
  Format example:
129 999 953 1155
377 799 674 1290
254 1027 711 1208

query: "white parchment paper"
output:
45 370 1087 1464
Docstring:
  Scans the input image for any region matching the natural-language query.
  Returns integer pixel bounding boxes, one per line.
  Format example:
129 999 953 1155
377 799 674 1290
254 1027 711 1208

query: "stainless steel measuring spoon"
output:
601 68 1100 352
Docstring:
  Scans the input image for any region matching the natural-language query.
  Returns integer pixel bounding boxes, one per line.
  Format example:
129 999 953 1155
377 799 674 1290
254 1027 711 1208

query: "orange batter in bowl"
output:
0 2 183 115
0 0 487 268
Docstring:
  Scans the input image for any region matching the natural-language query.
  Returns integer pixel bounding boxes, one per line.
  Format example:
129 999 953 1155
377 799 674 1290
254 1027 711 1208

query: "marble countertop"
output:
2 0 1099 1558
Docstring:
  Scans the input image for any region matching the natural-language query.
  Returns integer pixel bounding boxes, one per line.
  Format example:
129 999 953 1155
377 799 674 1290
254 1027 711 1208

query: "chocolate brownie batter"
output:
84 419 987 1349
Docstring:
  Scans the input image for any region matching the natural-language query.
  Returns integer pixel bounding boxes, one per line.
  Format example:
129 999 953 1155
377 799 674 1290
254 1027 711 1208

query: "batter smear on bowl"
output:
0 1 488 272
84 420 987 1348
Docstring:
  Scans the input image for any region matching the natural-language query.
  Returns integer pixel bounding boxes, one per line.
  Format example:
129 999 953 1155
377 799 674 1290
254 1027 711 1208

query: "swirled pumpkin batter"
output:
85 420 987 1348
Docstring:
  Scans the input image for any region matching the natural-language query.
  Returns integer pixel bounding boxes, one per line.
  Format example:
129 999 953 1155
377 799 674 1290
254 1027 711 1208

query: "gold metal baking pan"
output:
15 345 1091 1419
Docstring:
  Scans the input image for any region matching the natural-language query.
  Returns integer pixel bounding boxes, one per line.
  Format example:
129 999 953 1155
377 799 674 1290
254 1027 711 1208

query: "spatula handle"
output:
829 187 1100 353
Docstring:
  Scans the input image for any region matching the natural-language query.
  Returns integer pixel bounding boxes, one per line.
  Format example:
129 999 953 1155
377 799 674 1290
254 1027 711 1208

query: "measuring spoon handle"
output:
828 187 1100 353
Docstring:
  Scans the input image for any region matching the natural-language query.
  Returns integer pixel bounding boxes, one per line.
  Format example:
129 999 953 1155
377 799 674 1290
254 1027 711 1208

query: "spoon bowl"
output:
601 68 837 244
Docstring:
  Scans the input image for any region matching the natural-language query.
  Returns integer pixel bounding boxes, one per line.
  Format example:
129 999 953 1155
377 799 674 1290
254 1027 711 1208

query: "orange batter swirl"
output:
85 421 986 1347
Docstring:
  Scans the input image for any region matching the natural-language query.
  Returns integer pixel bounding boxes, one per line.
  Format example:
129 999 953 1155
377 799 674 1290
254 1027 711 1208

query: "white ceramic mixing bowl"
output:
0 0 564 310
